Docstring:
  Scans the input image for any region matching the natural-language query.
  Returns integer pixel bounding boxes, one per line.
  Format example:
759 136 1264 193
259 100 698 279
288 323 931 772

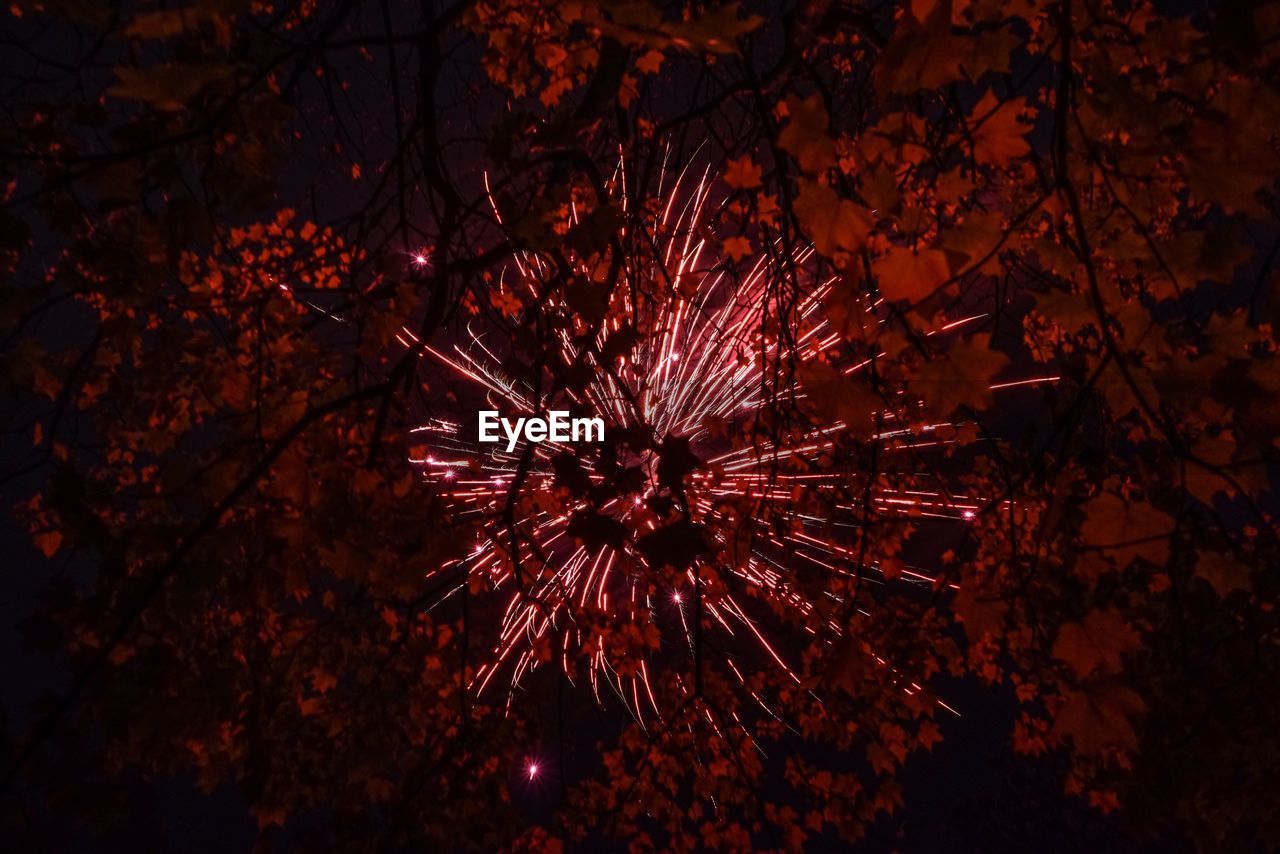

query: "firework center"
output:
478 410 605 452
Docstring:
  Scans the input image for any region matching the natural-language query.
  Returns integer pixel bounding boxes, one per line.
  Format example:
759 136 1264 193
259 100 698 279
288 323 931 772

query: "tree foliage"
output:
1 0 1278 848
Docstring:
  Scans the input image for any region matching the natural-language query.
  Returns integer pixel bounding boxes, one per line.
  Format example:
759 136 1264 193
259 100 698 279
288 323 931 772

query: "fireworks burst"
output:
398 164 1052 726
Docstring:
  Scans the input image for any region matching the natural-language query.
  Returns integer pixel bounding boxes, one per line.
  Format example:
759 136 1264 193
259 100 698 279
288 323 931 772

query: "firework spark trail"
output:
400 168 1056 724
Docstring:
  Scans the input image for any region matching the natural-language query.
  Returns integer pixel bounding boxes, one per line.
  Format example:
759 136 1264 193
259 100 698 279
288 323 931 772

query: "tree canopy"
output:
1 0 1278 849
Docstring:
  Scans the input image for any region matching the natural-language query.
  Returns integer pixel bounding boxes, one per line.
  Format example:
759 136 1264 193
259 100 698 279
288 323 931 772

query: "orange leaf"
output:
1193 550 1251 597
778 94 836 174
1052 609 1140 679
33 530 62 559
970 90 1030 168
873 246 952 303
796 360 882 434
908 333 1009 416
1053 679 1146 754
722 235 752 262
793 181 871 257
636 49 664 75
952 586 1009 641
723 155 762 190
1080 494 1172 570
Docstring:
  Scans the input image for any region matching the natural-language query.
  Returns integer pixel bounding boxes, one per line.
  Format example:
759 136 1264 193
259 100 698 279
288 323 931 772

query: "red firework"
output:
398 164 1053 725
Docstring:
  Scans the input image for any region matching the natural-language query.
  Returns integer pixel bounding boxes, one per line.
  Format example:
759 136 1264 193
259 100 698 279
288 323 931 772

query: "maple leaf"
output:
796 360 882 434
778 94 836 174
33 530 62 559
723 155 762 190
823 268 879 342
490 286 522 317
1193 550 1251 597
635 49 665 75
969 90 1030 168
1034 288 1094 335
310 667 339 693
1052 609 1141 679
1079 494 1173 570
722 235 752 262
1053 678 1147 754
908 333 1009 416
939 211 1007 277
793 180 871 257
873 246 952 303
756 193 780 223
952 586 1009 641
873 4 966 94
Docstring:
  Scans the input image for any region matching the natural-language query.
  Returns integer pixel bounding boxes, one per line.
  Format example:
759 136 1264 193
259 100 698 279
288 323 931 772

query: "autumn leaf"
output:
939 211 1007 277
33 530 62 559
952 586 1009 641
1034 288 1094 335
490 286 522 317
823 267 879 342
252 805 287 830
636 49 665 75
600 325 639 363
969 90 1030 168
723 155 762 190
1052 609 1141 679
872 246 952 303
796 360 882 434
756 193 780 223
874 3 966 94
565 279 610 323
1193 550 1251 597
1079 494 1173 570
1053 679 1147 754
778 93 836 174
1184 433 1236 505
793 180 871 257
908 333 1009 416
722 235 752 262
